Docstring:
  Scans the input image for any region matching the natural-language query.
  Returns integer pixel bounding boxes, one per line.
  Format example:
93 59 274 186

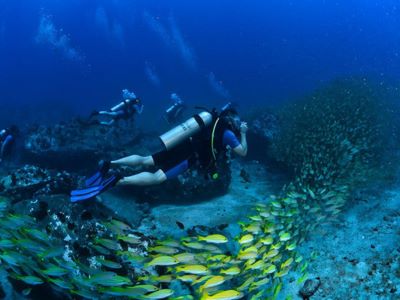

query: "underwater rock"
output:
299 278 321 299
22 119 142 171
0 165 76 202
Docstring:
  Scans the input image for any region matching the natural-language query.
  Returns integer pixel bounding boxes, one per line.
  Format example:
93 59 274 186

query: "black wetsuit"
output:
151 123 240 179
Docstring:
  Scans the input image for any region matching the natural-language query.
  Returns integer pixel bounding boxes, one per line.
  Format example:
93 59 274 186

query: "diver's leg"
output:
111 155 155 168
117 169 166 186
100 119 115 126
99 111 118 116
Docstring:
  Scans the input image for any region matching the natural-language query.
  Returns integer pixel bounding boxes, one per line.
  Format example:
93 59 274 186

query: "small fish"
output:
263 264 277 274
274 268 290 278
41 265 69 277
143 289 174 299
237 251 258 260
250 277 270 290
279 232 291 242
271 201 282 209
49 278 75 290
176 264 208 275
38 246 64 260
272 282 282 299
150 246 179 255
21 228 50 244
182 241 206 250
158 239 181 248
271 242 282 250
204 244 223 253
17 275 44 285
281 258 293 269
89 272 131 286
117 235 141 244
151 275 174 283
200 276 225 290
259 236 273 245
0 239 14 248
177 275 198 283
96 258 122 269
220 266 240 275
244 260 264 270
98 286 149 297
295 255 303 263
14 239 45 253
237 277 254 292
173 253 197 263
201 290 243 300
147 256 179 267
95 238 121 251
285 242 297 251
207 254 230 263
92 245 111 255
176 221 185 229
297 272 308 284
110 219 131 231
0 251 25 266
249 215 262 221
198 234 228 244
238 234 254 245
270 253 282 263
242 223 262 234
264 249 279 259
192 275 212 285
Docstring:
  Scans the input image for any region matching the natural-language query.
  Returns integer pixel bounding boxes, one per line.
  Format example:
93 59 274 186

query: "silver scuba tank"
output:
159 111 213 150
110 100 127 112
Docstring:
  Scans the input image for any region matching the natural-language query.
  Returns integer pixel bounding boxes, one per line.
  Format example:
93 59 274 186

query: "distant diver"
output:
70 103 248 202
89 89 144 126
0 126 17 164
164 93 186 124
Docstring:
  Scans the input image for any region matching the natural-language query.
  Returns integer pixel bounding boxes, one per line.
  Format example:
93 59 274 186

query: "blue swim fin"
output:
84 171 103 187
84 160 111 187
70 174 120 203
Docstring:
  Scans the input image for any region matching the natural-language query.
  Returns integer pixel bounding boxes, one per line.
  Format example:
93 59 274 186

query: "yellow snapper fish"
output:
259 236 273 245
198 234 228 244
201 290 243 300
200 276 225 290
147 256 179 266
177 275 198 283
176 265 208 275
238 234 254 245
143 289 174 299
173 253 198 263
220 266 240 275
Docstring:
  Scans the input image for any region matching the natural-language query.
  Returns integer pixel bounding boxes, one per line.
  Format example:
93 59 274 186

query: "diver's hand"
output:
240 122 248 134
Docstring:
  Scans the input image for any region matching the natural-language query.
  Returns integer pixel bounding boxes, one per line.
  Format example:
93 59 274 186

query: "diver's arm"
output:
233 122 248 157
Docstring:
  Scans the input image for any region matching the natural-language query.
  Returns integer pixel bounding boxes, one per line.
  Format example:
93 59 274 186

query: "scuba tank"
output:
111 100 128 112
159 111 213 151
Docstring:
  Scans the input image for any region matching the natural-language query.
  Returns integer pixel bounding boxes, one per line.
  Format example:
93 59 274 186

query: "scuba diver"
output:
90 89 144 126
164 93 186 124
0 126 17 164
70 103 248 202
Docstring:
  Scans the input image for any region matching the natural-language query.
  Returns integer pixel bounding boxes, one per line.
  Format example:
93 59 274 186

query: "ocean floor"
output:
99 159 285 239
281 185 400 299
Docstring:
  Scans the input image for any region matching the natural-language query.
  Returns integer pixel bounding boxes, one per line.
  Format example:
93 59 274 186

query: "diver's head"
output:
220 108 241 134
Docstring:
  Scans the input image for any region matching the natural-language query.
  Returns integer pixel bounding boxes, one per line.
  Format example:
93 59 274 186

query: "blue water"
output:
0 0 399 127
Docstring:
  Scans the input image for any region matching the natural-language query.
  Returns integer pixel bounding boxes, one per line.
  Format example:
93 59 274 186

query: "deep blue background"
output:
0 0 399 128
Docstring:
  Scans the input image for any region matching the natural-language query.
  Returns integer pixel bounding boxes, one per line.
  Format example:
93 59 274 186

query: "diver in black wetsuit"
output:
90 89 144 126
70 104 248 202
164 93 186 124
0 126 17 164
